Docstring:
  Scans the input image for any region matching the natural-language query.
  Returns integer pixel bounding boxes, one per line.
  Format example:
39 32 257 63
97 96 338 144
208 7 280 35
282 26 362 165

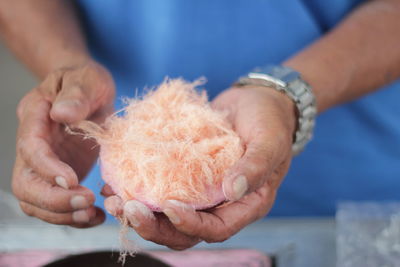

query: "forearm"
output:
285 0 400 113
0 0 89 79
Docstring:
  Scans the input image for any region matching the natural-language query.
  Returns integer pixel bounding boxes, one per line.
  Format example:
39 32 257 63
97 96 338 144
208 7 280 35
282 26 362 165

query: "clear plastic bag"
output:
336 202 400 267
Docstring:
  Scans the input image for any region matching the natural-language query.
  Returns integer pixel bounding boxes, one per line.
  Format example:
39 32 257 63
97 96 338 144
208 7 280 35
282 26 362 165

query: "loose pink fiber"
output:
78 78 244 211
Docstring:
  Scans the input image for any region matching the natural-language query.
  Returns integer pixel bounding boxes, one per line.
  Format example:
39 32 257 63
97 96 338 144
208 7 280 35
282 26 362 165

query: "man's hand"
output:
104 85 296 249
12 61 115 228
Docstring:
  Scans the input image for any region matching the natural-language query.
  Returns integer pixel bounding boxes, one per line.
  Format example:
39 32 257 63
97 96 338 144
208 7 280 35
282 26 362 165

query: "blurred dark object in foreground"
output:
42 251 169 267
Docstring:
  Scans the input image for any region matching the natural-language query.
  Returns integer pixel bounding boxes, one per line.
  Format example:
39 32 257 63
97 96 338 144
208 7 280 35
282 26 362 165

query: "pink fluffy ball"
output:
78 78 243 211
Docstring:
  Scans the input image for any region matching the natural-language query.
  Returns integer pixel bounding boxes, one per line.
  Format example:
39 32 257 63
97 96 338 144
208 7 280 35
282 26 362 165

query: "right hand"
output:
12 61 115 228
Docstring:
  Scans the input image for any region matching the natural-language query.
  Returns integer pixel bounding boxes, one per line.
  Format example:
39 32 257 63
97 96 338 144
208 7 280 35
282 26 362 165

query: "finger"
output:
12 165 95 213
36 68 88 124
70 207 106 228
35 69 64 102
101 184 116 197
48 66 114 124
123 200 199 250
50 85 92 124
18 136 79 189
223 133 286 201
17 93 79 188
162 185 275 243
19 201 104 227
104 195 123 216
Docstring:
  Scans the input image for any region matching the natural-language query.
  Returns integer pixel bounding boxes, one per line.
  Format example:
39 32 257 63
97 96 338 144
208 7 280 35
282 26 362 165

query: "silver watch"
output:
234 65 317 155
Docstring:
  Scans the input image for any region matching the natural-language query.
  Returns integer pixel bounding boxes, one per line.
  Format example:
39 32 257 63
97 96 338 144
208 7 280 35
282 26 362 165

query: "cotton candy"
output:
78 78 243 211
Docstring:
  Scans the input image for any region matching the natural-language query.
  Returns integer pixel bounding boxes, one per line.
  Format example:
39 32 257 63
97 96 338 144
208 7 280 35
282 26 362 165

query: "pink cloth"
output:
0 251 63 267
149 249 272 267
0 249 271 267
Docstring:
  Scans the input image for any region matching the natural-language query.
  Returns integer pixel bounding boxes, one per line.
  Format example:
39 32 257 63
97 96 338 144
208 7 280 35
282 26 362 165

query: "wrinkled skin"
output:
12 61 115 227
12 59 296 246
104 85 296 250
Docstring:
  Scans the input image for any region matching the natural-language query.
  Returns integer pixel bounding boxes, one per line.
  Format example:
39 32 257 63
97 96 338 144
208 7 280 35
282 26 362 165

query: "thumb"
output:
50 85 93 124
223 138 282 201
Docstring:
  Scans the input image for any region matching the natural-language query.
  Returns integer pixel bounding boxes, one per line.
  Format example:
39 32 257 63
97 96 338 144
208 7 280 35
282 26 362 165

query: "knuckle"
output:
39 191 66 212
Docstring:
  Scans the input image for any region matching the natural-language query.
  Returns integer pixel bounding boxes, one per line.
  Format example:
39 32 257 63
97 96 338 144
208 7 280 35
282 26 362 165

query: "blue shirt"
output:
77 0 400 217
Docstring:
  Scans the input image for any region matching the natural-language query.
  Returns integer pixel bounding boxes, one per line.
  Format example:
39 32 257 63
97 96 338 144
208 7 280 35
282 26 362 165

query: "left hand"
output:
103 85 297 250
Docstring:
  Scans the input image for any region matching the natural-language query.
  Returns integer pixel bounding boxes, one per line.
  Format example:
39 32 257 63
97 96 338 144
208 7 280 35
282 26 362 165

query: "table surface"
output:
0 190 337 267
0 216 336 267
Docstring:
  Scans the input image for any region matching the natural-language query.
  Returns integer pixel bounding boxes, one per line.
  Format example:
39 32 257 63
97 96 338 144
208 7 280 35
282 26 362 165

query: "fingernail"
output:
124 200 154 227
102 185 114 196
72 210 89 223
54 99 81 108
104 195 122 216
164 208 181 225
55 176 69 190
232 175 248 200
70 195 89 209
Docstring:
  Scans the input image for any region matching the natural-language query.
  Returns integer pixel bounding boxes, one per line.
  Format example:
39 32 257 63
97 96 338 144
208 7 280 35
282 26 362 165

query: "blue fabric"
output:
76 0 400 218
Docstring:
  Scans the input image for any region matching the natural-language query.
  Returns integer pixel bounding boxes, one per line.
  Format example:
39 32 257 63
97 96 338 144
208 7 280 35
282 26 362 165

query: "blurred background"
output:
0 41 36 193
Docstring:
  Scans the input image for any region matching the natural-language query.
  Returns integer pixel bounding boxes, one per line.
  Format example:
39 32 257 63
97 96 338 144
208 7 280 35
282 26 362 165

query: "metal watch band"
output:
234 65 317 155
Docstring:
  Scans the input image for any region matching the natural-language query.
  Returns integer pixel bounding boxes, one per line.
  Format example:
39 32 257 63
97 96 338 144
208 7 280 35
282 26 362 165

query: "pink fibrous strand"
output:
78 78 243 211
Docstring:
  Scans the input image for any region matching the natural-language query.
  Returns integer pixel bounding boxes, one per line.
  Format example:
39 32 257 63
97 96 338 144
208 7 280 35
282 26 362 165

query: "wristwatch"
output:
234 65 317 155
